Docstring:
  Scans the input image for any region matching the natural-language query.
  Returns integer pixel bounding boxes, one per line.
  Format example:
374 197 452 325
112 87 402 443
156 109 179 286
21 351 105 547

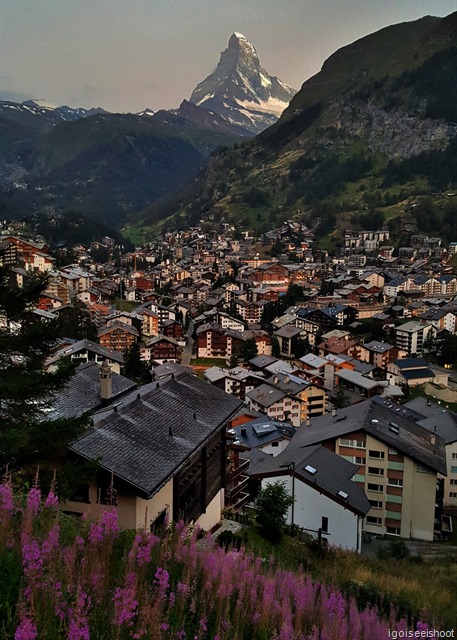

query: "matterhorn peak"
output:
189 33 296 134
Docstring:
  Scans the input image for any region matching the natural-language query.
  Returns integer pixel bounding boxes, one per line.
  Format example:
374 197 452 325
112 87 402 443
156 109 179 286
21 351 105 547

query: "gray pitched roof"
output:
246 383 287 407
250 444 370 516
70 372 243 497
290 397 446 475
48 362 136 419
231 416 295 449
46 338 124 366
404 397 457 445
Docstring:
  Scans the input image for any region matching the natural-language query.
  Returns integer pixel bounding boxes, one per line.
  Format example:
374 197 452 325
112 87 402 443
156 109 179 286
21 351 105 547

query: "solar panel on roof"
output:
304 464 317 475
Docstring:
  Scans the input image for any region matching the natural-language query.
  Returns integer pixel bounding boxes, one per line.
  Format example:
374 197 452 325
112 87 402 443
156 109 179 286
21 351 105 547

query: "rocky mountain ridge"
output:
190 32 296 134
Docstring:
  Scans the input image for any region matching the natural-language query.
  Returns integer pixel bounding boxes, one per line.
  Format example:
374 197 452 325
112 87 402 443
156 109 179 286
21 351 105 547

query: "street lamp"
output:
280 461 296 534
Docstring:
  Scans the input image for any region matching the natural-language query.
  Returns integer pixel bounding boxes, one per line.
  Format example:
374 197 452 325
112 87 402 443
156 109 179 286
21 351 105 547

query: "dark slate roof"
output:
250 443 370 517
290 397 446 475
364 341 395 353
46 338 124 366
246 383 286 407
249 355 278 369
394 358 429 369
231 417 295 449
404 397 457 445
401 368 435 380
70 372 243 497
48 362 136 419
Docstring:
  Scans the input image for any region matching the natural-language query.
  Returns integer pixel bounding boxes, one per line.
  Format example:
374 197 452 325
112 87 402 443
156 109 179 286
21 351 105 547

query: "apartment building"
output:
289 397 446 540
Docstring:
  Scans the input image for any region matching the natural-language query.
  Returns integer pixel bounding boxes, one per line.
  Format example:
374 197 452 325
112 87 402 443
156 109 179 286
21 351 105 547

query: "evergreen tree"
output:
123 342 150 383
272 337 281 358
333 385 350 409
0 267 86 471
240 338 258 361
55 301 97 340
229 352 239 368
255 481 295 543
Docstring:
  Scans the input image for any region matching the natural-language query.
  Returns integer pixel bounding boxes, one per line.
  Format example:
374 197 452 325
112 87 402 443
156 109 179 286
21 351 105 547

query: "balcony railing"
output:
225 476 249 500
226 458 249 482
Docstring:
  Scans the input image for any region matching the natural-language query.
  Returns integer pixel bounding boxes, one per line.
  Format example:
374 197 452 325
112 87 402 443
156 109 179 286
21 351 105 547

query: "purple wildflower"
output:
14 617 37 640
112 572 138 627
26 487 41 515
0 480 14 513
45 491 59 509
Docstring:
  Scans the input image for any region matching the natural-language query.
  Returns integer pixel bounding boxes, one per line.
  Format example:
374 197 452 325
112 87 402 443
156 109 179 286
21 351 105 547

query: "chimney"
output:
430 427 437 446
306 416 311 428
100 360 112 406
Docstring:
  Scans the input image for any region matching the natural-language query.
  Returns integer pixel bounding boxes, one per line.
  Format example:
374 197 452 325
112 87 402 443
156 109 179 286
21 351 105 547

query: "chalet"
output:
245 383 302 427
64 370 243 530
359 341 404 371
162 319 185 342
318 336 361 359
45 338 125 374
146 335 182 364
204 366 264 400
97 322 139 353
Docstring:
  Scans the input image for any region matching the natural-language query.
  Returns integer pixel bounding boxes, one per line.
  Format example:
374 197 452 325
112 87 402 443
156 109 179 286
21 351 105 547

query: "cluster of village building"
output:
1 218 457 552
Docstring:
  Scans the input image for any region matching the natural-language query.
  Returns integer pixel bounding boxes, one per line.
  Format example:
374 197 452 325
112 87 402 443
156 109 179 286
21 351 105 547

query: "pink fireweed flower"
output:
154 567 170 598
22 539 43 578
325 592 346 619
67 589 91 640
0 480 14 513
26 487 41 515
14 616 37 640
45 491 59 509
100 509 119 535
88 523 103 544
41 523 60 557
112 572 138 627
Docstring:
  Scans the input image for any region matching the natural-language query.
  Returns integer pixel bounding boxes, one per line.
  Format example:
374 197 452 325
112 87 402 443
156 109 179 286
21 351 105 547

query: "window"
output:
366 516 382 526
271 441 279 447
388 478 403 487
450 479 457 485
450 492 457 498
389 448 398 455
416 463 431 473
369 450 385 459
339 438 365 449
321 516 329 533
451 453 457 459
451 466 457 474
355 456 365 465
70 485 90 504
368 467 384 476
367 483 383 492
386 527 400 536
369 500 382 509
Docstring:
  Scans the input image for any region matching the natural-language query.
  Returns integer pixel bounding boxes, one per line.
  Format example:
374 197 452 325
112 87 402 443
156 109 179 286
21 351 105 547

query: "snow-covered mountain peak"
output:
189 33 296 134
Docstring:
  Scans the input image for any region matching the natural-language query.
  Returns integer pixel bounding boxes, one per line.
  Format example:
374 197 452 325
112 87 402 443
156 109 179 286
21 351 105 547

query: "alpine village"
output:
1 11 457 640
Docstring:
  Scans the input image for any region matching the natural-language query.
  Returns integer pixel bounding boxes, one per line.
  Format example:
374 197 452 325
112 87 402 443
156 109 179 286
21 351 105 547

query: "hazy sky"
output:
1 0 455 112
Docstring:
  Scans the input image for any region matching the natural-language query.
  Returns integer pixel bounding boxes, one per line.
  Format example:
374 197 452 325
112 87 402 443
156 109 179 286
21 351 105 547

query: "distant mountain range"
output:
0 33 294 225
137 13 457 241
